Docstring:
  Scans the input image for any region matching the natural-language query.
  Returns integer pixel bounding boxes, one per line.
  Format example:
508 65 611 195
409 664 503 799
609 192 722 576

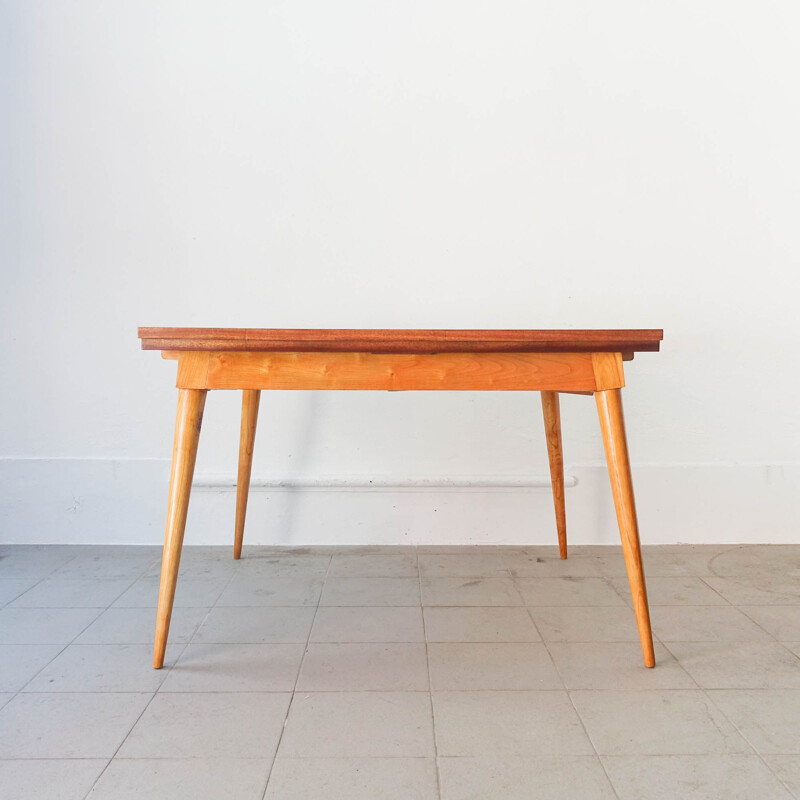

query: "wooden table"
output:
139 327 663 669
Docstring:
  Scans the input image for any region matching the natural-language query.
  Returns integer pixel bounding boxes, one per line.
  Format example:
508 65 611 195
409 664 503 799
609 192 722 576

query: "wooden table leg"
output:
234 389 260 559
595 388 656 668
541 391 567 559
541 392 567 558
153 388 207 669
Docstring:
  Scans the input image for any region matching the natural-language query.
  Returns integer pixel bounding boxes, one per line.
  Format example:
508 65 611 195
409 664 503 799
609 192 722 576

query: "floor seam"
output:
697 680 798 798
76 552 227 799
516 569 624 800
258 552 332 800
418 548 442 800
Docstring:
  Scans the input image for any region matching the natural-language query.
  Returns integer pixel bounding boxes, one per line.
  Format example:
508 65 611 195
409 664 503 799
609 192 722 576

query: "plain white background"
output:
1 1 798 545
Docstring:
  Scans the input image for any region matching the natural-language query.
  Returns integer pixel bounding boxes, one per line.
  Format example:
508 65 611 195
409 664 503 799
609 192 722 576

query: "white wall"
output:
2 1 799 546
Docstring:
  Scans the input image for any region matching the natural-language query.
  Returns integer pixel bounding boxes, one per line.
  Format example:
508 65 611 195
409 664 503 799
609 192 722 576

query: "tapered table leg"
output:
541 391 567 559
234 389 260 559
153 388 207 669
595 388 656 668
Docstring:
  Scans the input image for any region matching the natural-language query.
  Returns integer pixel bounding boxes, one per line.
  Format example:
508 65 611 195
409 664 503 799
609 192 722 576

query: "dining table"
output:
139 327 663 669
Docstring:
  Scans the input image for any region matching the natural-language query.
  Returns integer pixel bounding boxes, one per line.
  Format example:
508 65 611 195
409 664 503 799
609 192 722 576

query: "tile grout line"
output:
184 551 245 647
662 551 800 796
76 551 219 799
0 546 90 609
77 641 192 798
7 566 157 705
699 687 798 798
659 638 800 800
258 552 333 800
696 574 737 607
733 604 800 650
513 565 623 800
418 548 443 800
4 554 159 708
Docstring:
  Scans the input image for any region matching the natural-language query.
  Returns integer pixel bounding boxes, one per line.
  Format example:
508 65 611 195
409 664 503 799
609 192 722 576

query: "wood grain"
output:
596 388 655 668
175 352 211 388
176 351 605 392
233 390 260 560
541 391 567 559
592 352 626 390
139 327 663 354
154 388 206 669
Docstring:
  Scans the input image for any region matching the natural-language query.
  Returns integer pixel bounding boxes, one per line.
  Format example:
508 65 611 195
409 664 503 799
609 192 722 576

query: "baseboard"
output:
0 458 798 545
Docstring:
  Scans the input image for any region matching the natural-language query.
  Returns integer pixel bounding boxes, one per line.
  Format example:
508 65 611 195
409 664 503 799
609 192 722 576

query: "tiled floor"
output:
1 543 799 799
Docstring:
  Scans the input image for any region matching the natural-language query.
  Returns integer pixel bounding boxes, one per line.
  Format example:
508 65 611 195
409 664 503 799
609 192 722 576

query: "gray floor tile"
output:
708 544 800 578
310 606 424 642
432 691 593 756
586 552 630 577
193 605 315 643
708 689 800 753
429 642 562 690
114 576 230 607
23 643 183 692
265 757 438 799
50 547 158 579
416 545 509 555
570 690 750 755
739 606 800 641
530 605 640 642
143 552 240 580
297 643 429 691
324 545 418 555
0 578 40 606
118 692 291 758
217 576 324 607
763 755 800 798
640 545 732 577
237 554 331 577
704 575 800 605
650 605 774 642
5 543 800 797
516 577 625 606
319 545 391 555
419 553 508 577
785 642 800 659
328 553 418 577
423 606 540 642
503 552 603 578
321 577 420 606
0 546 79 579
666 642 800 689
0 644 64 692
421 577 523 606
438 755 617 800
612 576 728 606
9 577 134 608
548 642 695 690
602 754 794 800
279 692 435 757
87 758 271 800
160 643 305 692
0 607 103 644
0 759 107 800
75 606 209 644
0 692 152 758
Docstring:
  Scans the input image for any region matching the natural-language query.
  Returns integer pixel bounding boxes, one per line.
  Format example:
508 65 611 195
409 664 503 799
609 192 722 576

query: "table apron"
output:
166 350 626 392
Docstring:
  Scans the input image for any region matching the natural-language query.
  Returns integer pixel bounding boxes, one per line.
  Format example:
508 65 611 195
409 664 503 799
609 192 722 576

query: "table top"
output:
139 328 663 354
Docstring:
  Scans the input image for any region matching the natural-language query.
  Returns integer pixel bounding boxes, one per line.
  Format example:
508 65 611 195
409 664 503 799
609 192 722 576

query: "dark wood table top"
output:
139 328 662 354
